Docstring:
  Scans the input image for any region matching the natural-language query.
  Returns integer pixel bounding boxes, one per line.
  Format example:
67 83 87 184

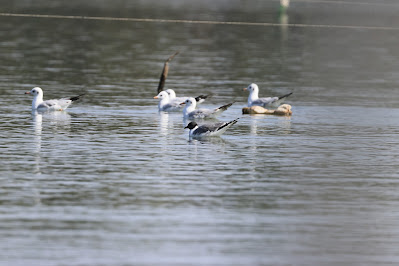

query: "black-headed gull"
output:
166 89 209 105
25 87 84 111
154 91 182 112
181 97 234 119
244 83 292 108
184 118 239 138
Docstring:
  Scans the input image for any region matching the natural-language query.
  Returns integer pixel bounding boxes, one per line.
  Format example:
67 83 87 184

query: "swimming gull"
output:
181 97 234 119
244 83 292 108
25 87 84 111
184 118 239 138
154 91 182 112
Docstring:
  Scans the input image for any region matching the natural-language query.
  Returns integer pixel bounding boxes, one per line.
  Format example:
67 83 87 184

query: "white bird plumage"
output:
181 97 234 119
25 87 84 111
154 91 182 112
244 83 292 108
154 90 210 112
184 118 239 139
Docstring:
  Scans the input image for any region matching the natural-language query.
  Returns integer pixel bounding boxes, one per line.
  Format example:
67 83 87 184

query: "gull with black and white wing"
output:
181 97 234 119
184 118 239 139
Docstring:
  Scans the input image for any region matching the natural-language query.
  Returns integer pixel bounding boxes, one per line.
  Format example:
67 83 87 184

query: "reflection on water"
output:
2 1 399 265
248 114 291 136
188 134 229 145
30 111 72 206
159 111 170 136
31 111 42 174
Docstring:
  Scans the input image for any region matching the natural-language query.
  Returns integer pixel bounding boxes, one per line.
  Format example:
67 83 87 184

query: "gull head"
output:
25 87 43 97
165 89 176 99
184 121 198 130
181 97 196 107
243 83 258 93
154 91 169 100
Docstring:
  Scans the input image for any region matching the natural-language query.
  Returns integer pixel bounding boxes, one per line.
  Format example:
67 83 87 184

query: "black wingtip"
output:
217 118 239 131
70 93 86 102
194 94 211 102
278 92 293 100
229 117 239 126
218 102 235 111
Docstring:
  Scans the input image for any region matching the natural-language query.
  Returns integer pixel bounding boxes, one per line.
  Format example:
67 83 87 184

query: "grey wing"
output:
196 122 224 134
161 102 181 111
193 108 214 118
188 109 203 118
38 99 59 109
253 97 279 106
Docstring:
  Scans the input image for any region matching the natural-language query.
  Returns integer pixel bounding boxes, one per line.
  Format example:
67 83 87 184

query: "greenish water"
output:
1 1 399 265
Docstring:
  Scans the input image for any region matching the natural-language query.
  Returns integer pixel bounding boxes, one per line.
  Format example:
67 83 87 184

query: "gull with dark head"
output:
184 118 239 139
25 87 84 111
244 83 292 108
181 97 234 119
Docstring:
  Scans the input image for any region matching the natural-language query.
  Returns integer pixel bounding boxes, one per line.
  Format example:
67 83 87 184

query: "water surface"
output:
1 1 399 265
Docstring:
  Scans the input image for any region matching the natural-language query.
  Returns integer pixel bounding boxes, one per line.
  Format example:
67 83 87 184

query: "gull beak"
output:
153 96 159 99
180 102 185 105
243 87 247 91
25 91 31 94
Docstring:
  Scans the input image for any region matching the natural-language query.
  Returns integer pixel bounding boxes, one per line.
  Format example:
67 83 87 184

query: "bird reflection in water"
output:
159 111 170 137
31 110 72 174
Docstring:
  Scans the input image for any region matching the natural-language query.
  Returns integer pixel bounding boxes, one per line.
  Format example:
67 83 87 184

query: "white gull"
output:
25 87 84 111
184 118 239 139
154 91 182 112
181 97 234 119
244 83 292 108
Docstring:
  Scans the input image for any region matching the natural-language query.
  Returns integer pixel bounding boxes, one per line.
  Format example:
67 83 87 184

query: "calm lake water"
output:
1 1 399 265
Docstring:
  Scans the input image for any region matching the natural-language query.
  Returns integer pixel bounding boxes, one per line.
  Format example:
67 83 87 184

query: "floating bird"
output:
154 91 182 112
25 87 84 111
184 118 239 139
244 83 292 108
181 97 234 119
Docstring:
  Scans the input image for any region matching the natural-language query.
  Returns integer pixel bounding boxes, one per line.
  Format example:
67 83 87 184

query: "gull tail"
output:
216 118 239 134
216 102 234 112
70 93 86 102
194 94 211 103
211 102 234 117
278 92 293 100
